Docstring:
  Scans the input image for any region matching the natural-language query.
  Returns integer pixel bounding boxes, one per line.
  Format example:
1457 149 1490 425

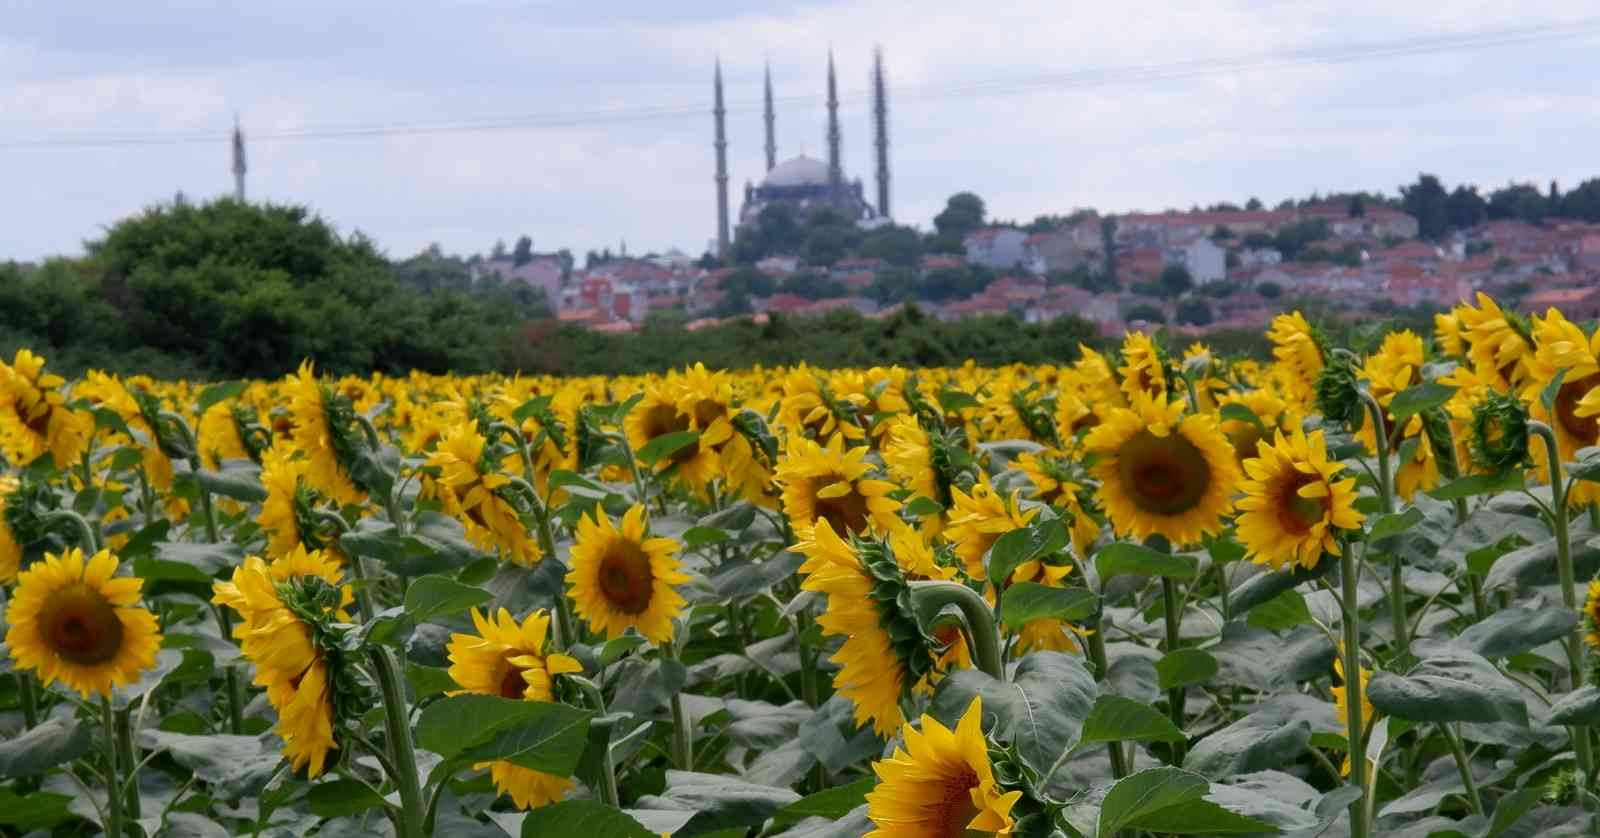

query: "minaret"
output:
231 116 247 202
826 51 842 191
763 62 777 172
873 48 890 219
713 59 730 260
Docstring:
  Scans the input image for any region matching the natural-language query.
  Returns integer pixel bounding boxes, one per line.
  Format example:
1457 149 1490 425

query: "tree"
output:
858 225 924 267
1245 197 1263 211
491 239 508 260
1101 218 1118 286
780 272 847 300
867 266 919 305
1125 303 1165 324
1158 265 1194 298
1348 194 1365 217
1257 281 1282 299
1399 174 1450 240
1176 298 1213 326
719 266 776 298
1446 186 1487 231
1487 184 1549 224
934 192 987 239
512 235 534 266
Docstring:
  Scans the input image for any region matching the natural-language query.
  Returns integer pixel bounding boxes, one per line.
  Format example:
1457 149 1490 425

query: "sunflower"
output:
1217 388 1290 463
427 423 542 567
212 546 351 778
446 608 583 809
1585 581 1600 649
1006 555 1087 655
198 399 254 469
1118 331 1168 400
0 483 21 584
1013 450 1099 558
1457 293 1534 393
1083 390 1239 547
774 434 901 538
1434 310 1467 358
0 349 93 470
865 696 1022 837
625 376 721 490
1330 650 1375 777
1237 428 1365 571
882 414 945 513
287 361 365 506
780 366 867 444
566 504 687 643
796 520 936 736
257 442 321 558
5 547 163 698
1523 309 1600 505
944 481 1036 582
1267 312 1325 410
76 372 186 517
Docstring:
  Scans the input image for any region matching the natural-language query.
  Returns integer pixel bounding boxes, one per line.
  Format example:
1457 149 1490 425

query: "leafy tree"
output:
491 239 508 260
1245 197 1263 210
1047 265 1115 294
512 235 534 266
1242 232 1275 249
867 266 919 304
1125 304 1166 324
934 192 987 239
719 266 777 298
1399 174 1450 240
1561 179 1600 221
1486 183 1549 224
780 272 847 300
1158 265 1193 298
1274 219 1331 260
1257 281 1282 299
1176 298 1213 326
858 225 924 267
1446 186 1487 231
1348 194 1365 217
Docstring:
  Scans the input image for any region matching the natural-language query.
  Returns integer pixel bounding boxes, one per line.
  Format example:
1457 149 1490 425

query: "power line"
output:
3 17 1597 150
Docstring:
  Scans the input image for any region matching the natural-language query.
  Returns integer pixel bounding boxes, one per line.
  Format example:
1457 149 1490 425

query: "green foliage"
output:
1176 298 1214 326
0 199 530 378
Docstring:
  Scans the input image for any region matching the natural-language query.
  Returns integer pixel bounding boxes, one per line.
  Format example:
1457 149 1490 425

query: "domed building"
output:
712 50 892 258
739 153 875 226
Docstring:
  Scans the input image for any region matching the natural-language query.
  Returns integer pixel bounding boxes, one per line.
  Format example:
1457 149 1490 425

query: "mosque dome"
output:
761 154 831 188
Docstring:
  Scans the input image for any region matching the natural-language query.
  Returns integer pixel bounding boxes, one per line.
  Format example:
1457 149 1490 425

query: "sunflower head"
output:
1585 579 1600 651
1469 391 1530 474
1314 350 1363 429
796 520 940 735
1082 391 1240 547
1330 648 1376 777
865 696 1024 838
565 504 688 644
1237 428 1365 571
774 434 901 538
4 547 163 698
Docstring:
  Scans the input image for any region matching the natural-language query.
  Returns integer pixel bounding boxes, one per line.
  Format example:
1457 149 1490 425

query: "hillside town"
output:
477 201 1600 337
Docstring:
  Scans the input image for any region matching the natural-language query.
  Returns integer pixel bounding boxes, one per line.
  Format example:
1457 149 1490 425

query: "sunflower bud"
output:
1314 352 1362 428
1418 407 1461 482
1469 392 1530 474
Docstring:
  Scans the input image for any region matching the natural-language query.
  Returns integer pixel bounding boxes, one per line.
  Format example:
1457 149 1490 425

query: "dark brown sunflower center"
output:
1117 431 1212 516
38 583 125 666
498 658 528 699
813 483 870 535
598 542 656 615
1276 473 1329 534
1555 375 1600 447
930 769 983 838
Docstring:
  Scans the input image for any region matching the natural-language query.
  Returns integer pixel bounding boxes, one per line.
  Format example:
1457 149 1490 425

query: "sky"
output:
4 1 1600 263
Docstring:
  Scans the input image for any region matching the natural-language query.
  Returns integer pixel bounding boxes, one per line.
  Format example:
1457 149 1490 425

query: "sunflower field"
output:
4 296 1600 837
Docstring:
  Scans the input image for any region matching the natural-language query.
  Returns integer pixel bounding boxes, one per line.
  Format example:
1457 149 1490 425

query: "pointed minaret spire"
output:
873 48 890 219
231 115 247 202
826 50 842 190
763 62 777 172
713 59 730 261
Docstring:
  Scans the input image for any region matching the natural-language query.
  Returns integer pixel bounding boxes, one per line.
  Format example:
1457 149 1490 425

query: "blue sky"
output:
3 1 1599 262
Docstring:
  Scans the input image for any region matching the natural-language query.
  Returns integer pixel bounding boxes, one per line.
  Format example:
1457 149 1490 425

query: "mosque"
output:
712 50 891 259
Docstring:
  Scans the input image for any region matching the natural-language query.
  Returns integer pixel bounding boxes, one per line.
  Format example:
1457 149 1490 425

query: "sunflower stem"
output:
908 581 1004 680
1529 420 1595 794
114 707 141 821
212 605 246 734
1160 575 1187 765
1339 538 1370 838
1439 722 1482 816
369 646 425 838
100 696 124 838
571 675 621 808
664 641 694 770
18 673 39 730
526 496 577 651
1358 390 1409 666
1084 625 1129 780
40 509 99 553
